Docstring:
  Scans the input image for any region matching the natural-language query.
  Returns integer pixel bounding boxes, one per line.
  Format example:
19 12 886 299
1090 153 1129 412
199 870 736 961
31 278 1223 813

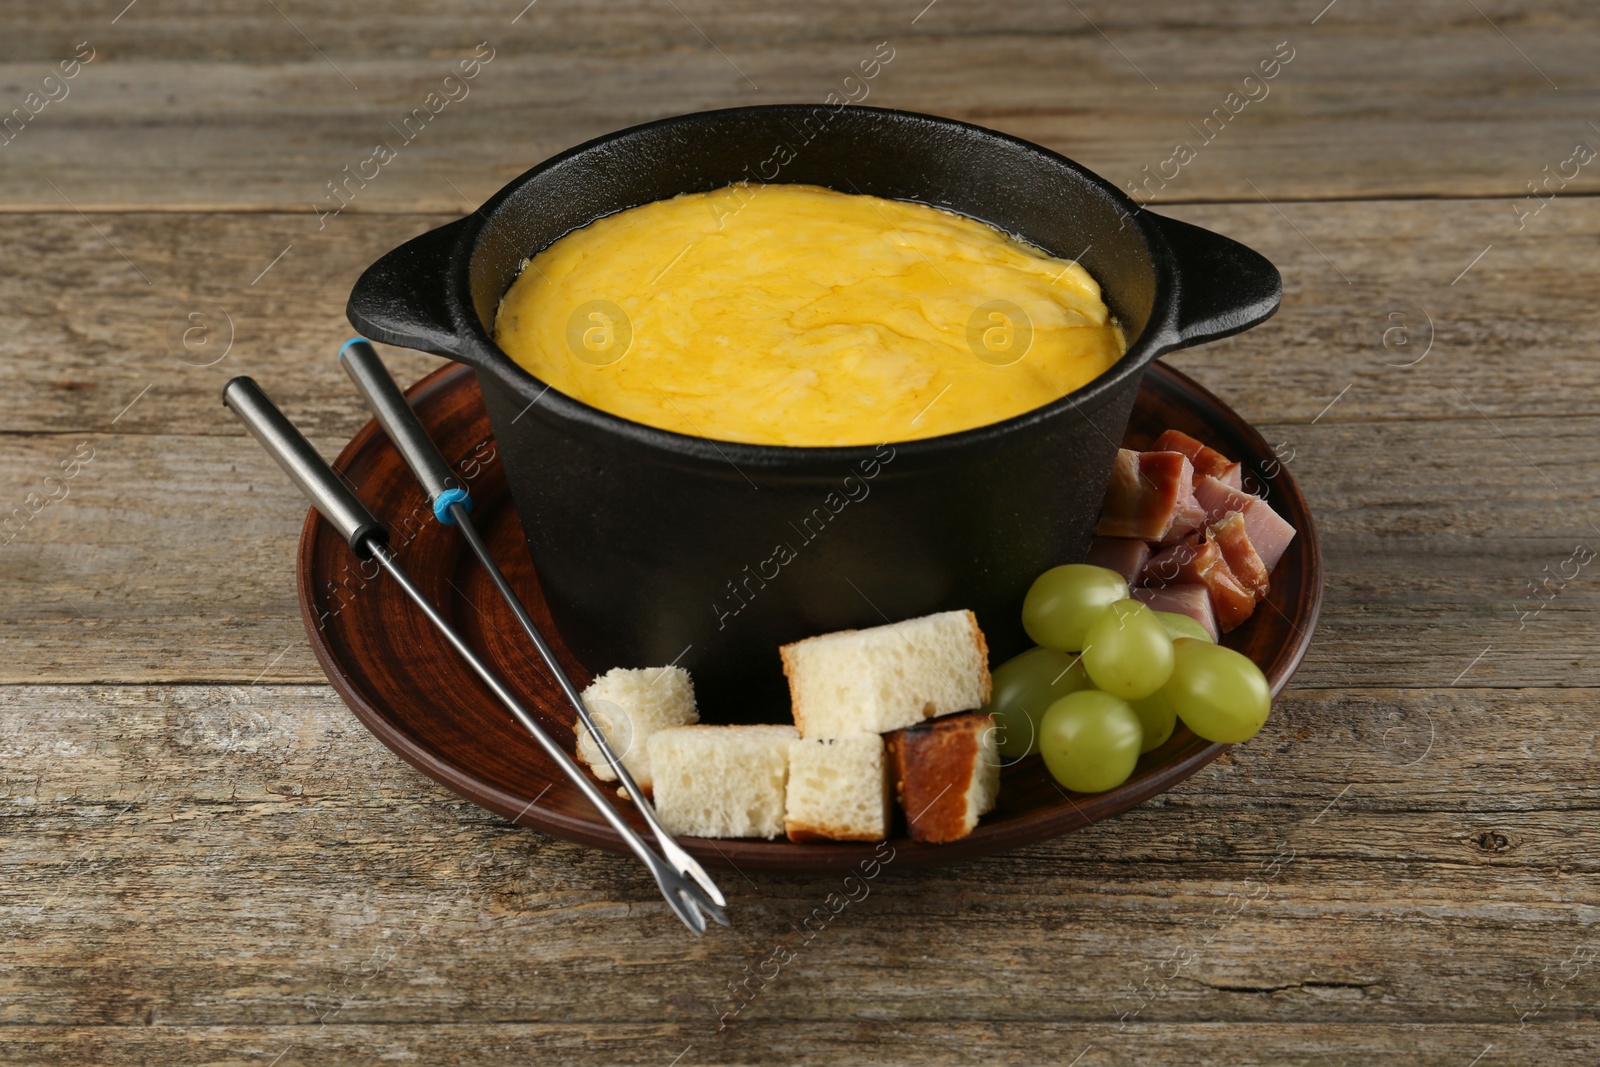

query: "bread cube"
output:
647 725 797 839
886 712 1000 843
784 734 891 842
780 609 991 739
574 666 698 793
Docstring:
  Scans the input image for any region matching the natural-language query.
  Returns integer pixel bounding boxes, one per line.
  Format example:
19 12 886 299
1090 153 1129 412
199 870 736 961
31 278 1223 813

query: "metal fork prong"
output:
699 894 732 928
654 859 726 932
684 885 728 929
338 343 735 928
661 839 727 909
682 881 728 927
663 865 726 927
679 890 709 936
657 870 708 935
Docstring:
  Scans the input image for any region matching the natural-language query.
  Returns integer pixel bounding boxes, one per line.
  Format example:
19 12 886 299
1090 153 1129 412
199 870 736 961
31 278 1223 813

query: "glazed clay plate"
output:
298 361 1322 871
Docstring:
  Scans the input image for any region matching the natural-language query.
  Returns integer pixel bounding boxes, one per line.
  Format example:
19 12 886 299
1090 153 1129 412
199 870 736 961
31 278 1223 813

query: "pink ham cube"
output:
1142 534 1257 632
1084 536 1152 584
1191 475 1297 575
1132 583 1219 642
1097 449 1198 542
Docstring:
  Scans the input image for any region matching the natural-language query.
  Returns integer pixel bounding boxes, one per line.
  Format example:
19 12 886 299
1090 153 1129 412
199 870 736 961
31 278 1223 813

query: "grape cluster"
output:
984 564 1272 793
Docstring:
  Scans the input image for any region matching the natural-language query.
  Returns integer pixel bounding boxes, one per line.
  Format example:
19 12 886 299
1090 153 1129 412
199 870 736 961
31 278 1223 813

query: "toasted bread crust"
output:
784 822 884 843
887 712 993 844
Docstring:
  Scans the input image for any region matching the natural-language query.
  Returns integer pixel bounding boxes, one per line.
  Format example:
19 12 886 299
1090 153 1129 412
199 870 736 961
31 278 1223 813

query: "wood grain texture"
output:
2 1025 1596 1067
8 0 1595 59
0 2 1595 210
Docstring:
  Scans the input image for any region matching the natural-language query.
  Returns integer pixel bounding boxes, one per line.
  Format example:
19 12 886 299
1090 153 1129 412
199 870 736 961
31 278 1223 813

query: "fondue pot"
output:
347 105 1281 720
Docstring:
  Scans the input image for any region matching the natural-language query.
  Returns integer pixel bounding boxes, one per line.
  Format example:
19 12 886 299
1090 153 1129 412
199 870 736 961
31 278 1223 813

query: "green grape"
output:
1128 688 1177 753
1080 598 1175 700
1038 690 1144 793
1155 610 1214 644
982 646 1092 757
1022 564 1129 652
1165 638 1272 743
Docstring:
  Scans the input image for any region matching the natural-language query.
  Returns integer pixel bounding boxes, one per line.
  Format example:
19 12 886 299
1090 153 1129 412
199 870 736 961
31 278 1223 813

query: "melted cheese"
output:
493 184 1125 447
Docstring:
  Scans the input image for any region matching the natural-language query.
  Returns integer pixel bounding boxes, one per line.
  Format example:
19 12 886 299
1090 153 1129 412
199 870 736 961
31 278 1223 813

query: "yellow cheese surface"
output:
493 184 1125 447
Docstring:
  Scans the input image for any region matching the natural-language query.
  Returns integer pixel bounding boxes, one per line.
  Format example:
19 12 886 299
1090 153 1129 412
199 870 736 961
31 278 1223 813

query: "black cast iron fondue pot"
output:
347 104 1281 720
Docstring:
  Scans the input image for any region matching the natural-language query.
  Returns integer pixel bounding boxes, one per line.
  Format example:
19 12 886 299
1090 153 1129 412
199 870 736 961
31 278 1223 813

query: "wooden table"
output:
4 3 1597 1063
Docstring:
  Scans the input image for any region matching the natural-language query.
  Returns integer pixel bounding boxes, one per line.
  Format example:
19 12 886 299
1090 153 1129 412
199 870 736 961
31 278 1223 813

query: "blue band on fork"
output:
433 488 471 524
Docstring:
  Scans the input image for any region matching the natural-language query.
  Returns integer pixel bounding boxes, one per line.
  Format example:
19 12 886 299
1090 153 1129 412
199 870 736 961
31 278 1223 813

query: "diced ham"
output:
1163 491 1208 544
1241 495 1296 575
1131 583 1219 642
1141 534 1210 588
1096 449 1197 542
1192 474 1298 575
1153 429 1243 493
1084 536 1152 584
1211 511 1269 598
1099 427 1298 636
1154 429 1236 482
1142 533 1257 632
1193 474 1258 525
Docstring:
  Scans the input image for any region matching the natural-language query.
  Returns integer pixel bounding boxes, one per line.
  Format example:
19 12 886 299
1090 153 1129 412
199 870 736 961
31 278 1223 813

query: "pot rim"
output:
362 104 1272 468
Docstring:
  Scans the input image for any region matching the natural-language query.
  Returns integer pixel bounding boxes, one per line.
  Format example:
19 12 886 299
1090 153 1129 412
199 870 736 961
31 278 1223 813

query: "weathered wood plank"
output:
2 684 1596 1039
0 211 453 439
5 685 1596 818
4 402 1598 686
0 1023 1592 1067
8 0 1594 59
3 198 1596 441
0 3 1594 209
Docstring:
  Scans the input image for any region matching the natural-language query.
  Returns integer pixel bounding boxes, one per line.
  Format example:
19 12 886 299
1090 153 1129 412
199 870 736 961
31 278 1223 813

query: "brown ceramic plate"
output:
299 361 1322 871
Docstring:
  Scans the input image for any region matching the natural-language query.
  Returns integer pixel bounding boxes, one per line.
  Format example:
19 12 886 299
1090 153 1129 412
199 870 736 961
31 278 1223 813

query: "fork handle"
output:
339 338 471 524
222 376 387 555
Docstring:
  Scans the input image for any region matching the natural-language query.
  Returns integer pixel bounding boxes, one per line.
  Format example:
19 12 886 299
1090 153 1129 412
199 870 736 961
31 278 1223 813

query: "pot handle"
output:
346 216 474 359
1152 213 1282 350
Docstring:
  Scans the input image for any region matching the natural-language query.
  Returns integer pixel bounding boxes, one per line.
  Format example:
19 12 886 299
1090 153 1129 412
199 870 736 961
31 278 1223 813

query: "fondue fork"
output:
222 375 725 936
335 339 729 923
